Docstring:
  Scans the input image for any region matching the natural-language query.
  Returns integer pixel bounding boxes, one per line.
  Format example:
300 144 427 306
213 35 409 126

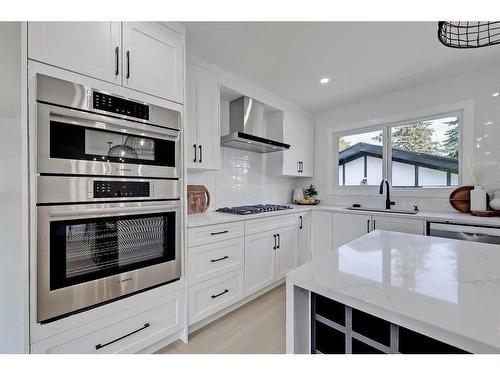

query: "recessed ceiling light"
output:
492 92 499 97
485 121 493 125
320 77 330 84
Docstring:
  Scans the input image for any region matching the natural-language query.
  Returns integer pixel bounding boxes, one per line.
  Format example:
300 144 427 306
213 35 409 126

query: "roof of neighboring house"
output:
339 142 458 173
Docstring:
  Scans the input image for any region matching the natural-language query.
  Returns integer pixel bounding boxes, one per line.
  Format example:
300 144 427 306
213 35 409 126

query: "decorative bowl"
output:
294 199 320 205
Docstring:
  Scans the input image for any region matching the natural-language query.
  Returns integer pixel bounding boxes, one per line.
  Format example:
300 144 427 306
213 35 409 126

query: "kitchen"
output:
3 4 500 369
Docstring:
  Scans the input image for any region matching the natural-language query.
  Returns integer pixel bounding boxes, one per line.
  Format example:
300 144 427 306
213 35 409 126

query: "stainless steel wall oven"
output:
34 74 183 323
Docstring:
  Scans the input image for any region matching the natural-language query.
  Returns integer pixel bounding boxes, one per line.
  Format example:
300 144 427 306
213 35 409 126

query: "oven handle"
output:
42 103 180 140
44 201 181 219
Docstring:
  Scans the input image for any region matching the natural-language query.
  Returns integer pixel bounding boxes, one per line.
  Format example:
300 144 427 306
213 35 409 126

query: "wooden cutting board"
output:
449 186 474 213
187 185 211 214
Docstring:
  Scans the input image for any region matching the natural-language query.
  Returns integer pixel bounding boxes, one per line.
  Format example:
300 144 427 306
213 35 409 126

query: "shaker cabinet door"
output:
244 231 276 296
122 22 184 103
332 212 371 249
275 226 298 280
28 22 122 85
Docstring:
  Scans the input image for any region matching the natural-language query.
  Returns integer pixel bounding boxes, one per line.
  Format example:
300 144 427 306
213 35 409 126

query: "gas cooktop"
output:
216 204 293 215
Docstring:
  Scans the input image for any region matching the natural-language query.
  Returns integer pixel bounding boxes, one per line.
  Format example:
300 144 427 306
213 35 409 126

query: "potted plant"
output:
303 184 319 204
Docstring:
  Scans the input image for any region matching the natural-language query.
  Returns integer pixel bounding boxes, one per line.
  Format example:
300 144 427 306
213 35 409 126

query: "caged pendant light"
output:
438 21 500 48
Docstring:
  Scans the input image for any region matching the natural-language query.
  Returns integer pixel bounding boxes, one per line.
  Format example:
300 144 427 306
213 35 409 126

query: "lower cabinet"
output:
244 225 298 296
188 269 244 325
311 211 333 259
297 212 311 265
31 289 184 354
311 293 468 354
332 212 425 249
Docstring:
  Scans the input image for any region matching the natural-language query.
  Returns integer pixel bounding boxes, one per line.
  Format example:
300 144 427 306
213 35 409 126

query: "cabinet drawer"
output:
31 290 183 354
188 269 243 325
245 214 298 236
187 237 244 285
188 221 244 247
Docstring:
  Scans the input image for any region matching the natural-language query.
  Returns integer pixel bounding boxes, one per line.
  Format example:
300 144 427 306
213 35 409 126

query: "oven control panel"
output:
93 91 149 121
93 181 151 198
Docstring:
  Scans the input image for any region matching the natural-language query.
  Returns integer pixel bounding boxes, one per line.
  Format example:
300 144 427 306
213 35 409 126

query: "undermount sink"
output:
347 207 418 215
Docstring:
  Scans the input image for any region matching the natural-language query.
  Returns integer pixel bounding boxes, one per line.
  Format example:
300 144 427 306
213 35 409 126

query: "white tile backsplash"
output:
187 147 298 210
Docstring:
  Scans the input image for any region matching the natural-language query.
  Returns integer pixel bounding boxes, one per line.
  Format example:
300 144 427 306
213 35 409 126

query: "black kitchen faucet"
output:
379 179 395 209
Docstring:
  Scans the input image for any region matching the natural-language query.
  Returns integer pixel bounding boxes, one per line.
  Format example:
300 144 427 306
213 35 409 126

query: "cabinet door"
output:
282 113 300 176
187 62 220 170
28 22 121 84
122 22 184 102
371 215 425 235
299 118 314 177
244 230 276 296
311 211 333 259
332 212 371 248
186 62 199 169
297 212 312 265
275 226 298 280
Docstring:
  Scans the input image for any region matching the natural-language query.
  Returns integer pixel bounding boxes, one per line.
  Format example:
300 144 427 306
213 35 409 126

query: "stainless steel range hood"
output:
220 96 290 153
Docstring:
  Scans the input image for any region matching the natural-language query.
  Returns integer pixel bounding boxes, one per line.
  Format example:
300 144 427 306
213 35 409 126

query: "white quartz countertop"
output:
187 204 500 228
286 230 500 353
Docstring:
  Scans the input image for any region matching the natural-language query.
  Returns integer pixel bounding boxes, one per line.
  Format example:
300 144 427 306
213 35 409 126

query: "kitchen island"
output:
286 230 500 354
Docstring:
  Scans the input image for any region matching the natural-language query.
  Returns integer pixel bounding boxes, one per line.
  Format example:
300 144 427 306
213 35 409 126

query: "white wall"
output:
186 55 311 209
311 63 500 212
0 22 28 353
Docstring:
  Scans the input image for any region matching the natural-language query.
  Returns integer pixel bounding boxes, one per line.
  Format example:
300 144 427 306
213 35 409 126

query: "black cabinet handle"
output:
277 233 280 249
210 230 229 236
126 50 130 79
297 161 300 173
114 46 119 76
373 220 376 230
199 145 202 163
210 255 229 263
211 289 229 299
193 144 197 163
95 323 150 350
367 219 370 233
273 234 277 250
299 216 303 229
301 162 304 172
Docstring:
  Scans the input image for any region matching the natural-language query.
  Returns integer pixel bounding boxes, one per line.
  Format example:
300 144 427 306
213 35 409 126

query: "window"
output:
336 113 460 188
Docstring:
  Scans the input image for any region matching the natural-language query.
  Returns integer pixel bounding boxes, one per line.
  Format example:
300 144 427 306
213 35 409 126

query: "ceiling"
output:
185 22 500 113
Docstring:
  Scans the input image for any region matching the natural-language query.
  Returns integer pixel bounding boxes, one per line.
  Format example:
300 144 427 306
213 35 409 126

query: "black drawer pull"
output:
114 46 119 76
210 255 229 263
211 289 229 299
210 230 229 236
277 233 280 249
126 50 130 79
193 144 197 163
95 323 150 350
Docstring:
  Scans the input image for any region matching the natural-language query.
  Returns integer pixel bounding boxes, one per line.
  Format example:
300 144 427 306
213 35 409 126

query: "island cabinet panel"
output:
311 293 469 354
398 327 468 354
351 308 391 347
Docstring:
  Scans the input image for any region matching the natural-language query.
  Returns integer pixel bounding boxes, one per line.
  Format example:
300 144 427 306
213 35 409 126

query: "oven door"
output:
37 103 181 178
37 200 181 323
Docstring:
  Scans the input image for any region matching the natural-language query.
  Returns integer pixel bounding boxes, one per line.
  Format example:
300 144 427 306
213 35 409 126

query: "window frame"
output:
328 101 473 198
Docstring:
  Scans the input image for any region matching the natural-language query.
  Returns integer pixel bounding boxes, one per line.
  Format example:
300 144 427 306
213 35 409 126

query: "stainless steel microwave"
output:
35 74 182 179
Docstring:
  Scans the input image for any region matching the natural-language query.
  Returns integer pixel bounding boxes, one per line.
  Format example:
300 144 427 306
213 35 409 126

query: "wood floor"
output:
156 284 286 354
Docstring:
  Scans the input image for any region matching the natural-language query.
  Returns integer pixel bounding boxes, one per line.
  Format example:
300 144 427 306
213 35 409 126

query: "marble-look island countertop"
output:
286 230 500 353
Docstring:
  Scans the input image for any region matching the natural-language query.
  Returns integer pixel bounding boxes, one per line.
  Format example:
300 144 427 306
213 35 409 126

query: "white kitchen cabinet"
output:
186 62 220 170
275 226 298 280
244 225 298 296
244 230 276 295
28 22 122 85
282 113 314 177
311 211 333 259
371 214 425 235
28 22 184 103
332 212 372 249
332 212 426 249
122 22 184 103
297 212 312 265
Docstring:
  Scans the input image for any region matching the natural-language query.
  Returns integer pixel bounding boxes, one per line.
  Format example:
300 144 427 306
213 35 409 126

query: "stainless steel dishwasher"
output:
428 222 500 245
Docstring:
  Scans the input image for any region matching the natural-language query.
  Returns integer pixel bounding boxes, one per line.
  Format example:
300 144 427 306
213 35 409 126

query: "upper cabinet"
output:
28 22 122 85
122 23 184 103
282 113 314 177
28 22 184 104
186 62 220 170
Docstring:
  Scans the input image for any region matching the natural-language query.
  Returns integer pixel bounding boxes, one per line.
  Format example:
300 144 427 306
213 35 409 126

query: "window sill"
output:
328 186 455 198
